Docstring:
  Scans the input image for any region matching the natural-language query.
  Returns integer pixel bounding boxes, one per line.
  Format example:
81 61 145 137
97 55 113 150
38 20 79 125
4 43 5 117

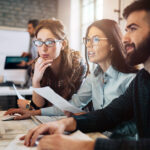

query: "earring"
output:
110 46 114 52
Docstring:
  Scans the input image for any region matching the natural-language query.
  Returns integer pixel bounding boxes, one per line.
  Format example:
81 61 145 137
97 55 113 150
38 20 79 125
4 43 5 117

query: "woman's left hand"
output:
17 99 30 109
4 108 32 120
37 134 95 150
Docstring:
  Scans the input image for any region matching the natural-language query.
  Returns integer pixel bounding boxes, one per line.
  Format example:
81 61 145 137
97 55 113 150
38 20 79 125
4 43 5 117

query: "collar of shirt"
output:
94 65 119 80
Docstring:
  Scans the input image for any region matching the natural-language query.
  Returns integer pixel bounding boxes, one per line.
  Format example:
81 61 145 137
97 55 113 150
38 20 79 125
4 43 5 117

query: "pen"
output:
31 116 42 125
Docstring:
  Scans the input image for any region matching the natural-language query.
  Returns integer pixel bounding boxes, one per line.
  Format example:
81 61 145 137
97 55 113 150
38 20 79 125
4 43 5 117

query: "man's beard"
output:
125 33 150 66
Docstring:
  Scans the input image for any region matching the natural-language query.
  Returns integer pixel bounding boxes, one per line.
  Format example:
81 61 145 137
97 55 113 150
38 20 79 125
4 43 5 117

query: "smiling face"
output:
86 26 111 66
123 10 150 65
36 28 63 60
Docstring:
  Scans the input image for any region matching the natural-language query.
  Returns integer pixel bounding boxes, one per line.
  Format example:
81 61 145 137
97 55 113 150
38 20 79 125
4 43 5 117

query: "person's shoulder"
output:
137 68 147 74
116 70 136 86
136 68 150 79
119 68 147 79
119 72 136 78
113 70 136 92
121 69 148 90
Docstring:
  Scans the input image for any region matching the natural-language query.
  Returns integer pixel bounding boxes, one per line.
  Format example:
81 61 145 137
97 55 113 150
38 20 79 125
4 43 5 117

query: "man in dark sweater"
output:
19 0 150 150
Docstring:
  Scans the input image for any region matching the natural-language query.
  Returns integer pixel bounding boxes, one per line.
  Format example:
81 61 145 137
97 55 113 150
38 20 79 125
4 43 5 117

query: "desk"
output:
0 111 106 150
0 111 37 150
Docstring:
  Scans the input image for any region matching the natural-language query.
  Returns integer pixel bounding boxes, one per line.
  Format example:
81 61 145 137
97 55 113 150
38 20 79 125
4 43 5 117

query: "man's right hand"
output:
20 117 77 147
21 120 66 146
4 108 32 120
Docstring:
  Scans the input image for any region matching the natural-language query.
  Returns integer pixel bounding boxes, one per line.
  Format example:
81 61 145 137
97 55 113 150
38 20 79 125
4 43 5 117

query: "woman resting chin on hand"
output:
31 19 86 108
32 57 53 87
4 19 86 120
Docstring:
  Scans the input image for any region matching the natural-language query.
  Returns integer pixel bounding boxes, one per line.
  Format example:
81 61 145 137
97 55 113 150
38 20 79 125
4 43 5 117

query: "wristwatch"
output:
26 100 31 110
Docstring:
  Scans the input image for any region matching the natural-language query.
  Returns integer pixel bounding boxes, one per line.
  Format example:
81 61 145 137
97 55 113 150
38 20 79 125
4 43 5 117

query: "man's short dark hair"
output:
28 19 39 28
123 0 150 19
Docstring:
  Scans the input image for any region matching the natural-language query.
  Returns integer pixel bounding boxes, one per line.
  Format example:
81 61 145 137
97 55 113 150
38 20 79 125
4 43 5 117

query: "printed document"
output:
4 134 36 150
32 86 84 113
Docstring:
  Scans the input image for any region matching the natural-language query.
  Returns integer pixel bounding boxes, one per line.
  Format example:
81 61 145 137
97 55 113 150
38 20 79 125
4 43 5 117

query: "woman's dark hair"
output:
85 19 138 73
123 0 150 19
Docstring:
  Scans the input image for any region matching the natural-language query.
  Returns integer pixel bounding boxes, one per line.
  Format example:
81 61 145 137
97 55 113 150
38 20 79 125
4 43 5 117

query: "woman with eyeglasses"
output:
30 19 87 109
5 19 86 116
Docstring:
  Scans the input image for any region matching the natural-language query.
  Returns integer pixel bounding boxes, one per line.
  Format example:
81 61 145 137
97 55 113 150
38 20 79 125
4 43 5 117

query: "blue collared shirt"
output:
41 65 136 116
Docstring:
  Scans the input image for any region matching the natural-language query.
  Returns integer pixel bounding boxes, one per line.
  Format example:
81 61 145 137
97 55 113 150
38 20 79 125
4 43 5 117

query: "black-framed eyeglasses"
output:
33 39 63 47
83 36 108 46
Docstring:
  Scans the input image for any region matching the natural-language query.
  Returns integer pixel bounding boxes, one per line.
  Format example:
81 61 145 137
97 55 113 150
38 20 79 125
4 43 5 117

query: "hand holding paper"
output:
32 86 84 114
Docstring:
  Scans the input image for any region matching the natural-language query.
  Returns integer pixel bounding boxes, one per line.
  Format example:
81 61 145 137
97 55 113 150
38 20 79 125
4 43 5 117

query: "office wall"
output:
0 0 57 28
57 0 80 51
103 0 135 32
57 0 71 40
120 0 135 32
70 0 80 51
103 0 118 22
0 29 30 55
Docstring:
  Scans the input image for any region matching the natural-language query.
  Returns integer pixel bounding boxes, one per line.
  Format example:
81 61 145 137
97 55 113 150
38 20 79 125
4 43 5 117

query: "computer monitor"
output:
4 56 29 69
3 56 29 85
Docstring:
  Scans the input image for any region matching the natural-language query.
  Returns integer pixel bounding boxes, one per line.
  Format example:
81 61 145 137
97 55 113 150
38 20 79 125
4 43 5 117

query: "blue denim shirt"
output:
41 66 136 116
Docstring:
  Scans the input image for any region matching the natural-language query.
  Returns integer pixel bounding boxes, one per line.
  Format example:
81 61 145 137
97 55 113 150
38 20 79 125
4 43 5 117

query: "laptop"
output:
3 56 29 85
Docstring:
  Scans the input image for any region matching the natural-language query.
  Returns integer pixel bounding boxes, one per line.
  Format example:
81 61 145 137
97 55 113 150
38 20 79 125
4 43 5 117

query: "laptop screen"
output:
4 56 29 69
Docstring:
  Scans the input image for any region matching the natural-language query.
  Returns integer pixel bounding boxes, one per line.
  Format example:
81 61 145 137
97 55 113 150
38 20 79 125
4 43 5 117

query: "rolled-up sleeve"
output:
41 106 64 116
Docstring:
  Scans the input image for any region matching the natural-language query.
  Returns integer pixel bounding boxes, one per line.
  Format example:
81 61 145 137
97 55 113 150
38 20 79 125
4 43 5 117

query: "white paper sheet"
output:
4 134 37 150
32 86 84 113
13 84 26 100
